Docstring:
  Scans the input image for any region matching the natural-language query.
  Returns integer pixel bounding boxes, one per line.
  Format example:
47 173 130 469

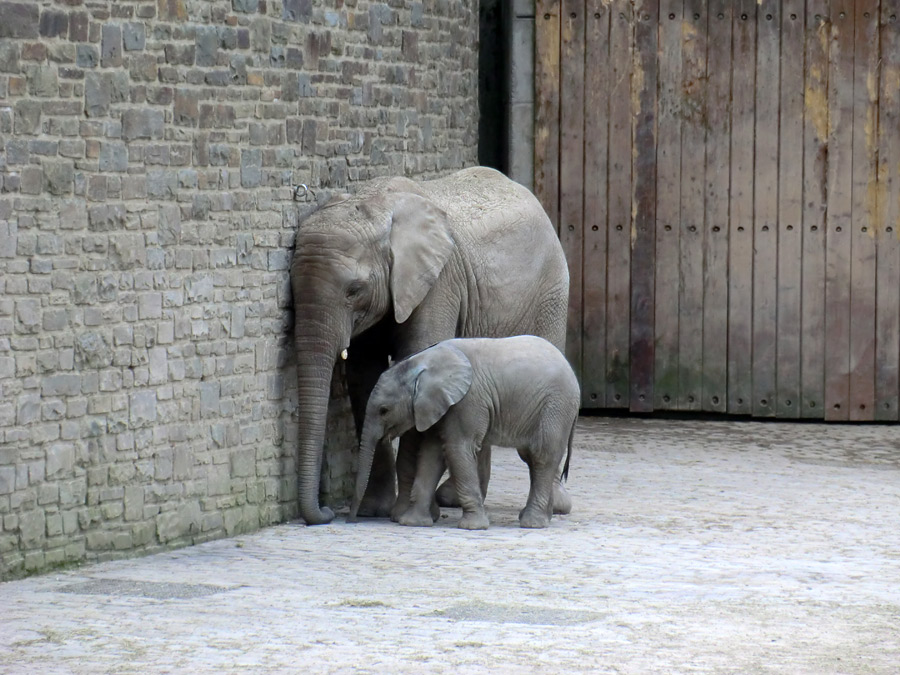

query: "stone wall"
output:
0 0 478 580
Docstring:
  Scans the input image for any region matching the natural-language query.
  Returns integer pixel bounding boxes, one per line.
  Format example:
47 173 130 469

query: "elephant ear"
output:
412 344 473 432
388 193 455 324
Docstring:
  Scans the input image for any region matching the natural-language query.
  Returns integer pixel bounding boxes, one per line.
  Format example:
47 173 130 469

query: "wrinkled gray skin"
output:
350 336 579 529
291 167 569 525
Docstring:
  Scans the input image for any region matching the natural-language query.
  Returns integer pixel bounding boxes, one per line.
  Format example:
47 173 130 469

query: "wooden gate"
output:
535 0 900 421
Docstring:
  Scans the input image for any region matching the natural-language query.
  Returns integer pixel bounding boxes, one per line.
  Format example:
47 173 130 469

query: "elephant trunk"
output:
348 412 382 522
294 304 350 526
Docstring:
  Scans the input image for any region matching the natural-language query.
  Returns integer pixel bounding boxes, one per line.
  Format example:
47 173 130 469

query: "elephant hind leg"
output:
478 443 492 499
532 413 572 515
551 480 572 515
551 412 577 514
520 421 569 526
434 476 457 508
533 286 569 353
518 456 554 529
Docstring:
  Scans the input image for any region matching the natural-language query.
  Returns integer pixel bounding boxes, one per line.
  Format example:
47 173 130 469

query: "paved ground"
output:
2 416 900 674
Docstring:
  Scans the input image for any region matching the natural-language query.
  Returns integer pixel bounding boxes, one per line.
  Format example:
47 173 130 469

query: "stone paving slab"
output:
1 416 899 674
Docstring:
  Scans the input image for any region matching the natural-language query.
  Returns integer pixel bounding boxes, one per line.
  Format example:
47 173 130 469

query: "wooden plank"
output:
800 0 829 418
824 0 854 421
581 0 611 408
604 0 633 407
876 0 900 421
727 0 756 415
534 0 561 233
701 0 731 414
848 0 878 421
629 0 658 412
653 0 683 410
775 0 804 418
559 0 585 384
752 0 779 418
677 0 706 411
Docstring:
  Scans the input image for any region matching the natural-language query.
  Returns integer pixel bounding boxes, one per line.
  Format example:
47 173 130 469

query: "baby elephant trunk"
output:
348 417 383 522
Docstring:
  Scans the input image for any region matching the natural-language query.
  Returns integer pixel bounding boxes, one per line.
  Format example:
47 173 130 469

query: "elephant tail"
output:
561 416 576 483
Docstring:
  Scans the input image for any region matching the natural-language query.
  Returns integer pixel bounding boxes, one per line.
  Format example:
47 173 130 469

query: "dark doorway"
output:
478 0 508 172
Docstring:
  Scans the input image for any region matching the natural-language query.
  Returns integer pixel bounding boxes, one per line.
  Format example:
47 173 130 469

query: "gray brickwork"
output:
0 0 479 580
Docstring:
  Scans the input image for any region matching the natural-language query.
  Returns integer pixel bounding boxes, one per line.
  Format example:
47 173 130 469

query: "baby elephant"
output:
349 336 580 529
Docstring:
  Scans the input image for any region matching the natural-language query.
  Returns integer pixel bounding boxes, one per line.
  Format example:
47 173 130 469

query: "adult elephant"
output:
291 166 569 525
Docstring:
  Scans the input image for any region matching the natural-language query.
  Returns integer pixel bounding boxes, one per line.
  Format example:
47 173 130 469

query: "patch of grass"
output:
336 598 389 608
119 638 149 658
38 629 65 644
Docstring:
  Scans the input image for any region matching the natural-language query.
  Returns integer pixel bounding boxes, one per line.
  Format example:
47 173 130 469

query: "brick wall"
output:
0 0 478 580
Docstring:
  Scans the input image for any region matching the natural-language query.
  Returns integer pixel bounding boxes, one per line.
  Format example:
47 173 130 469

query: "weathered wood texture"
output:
559 0 585 382
728 0 756 415
777 0 804 418
535 0 900 421
629 0 659 412
702 0 732 414
655 0 683 410
581 0 611 408
876 0 900 420
535 0 561 234
605 1 634 407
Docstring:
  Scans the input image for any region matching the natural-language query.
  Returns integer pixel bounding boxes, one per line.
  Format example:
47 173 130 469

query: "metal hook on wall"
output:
292 184 317 202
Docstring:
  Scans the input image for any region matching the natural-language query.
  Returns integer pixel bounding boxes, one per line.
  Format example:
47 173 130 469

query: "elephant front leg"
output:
445 441 489 530
390 431 420 521
434 443 491 507
397 434 444 527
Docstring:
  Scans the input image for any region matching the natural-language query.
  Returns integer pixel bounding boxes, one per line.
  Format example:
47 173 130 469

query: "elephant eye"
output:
346 281 365 299
379 406 390 416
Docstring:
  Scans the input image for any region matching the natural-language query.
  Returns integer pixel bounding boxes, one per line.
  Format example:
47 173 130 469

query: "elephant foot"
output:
435 478 460 508
397 508 435 527
430 498 441 522
390 497 410 522
458 512 489 530
519 508 550 529
551 481 572 515
355 493 395 519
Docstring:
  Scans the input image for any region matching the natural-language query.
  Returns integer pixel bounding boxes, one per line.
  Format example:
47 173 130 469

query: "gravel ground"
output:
2 416 899 674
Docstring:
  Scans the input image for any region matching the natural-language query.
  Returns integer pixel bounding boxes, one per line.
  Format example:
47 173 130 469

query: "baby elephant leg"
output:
445 441 490 530
390 431 420 522
551 478 572 515
550 417 574 515
518 447 560 529
435 444 491 507
478 443 492 499
434 476 457 508
397 434 445 527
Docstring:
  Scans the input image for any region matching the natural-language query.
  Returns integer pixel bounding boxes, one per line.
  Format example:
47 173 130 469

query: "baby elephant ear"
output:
389 193 455 324
412 343 473 432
